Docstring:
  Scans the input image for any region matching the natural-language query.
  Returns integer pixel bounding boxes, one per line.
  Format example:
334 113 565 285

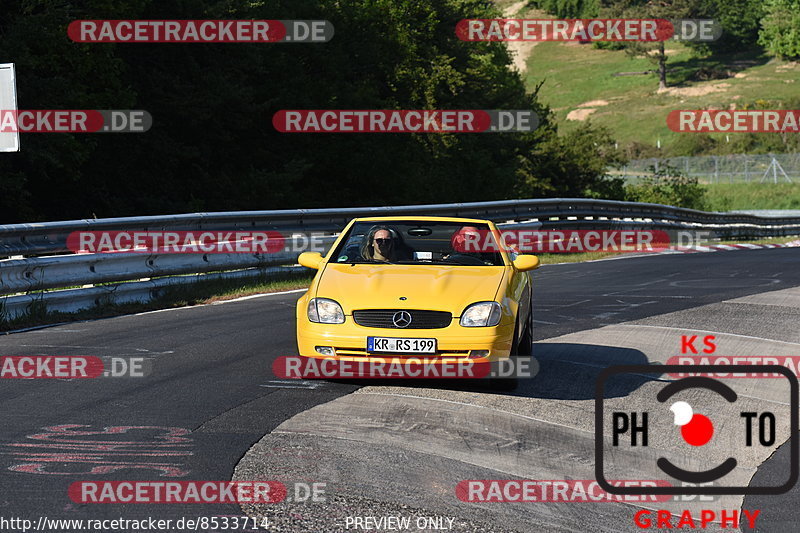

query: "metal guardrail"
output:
4 198 800 258
2 198 800 322
0 265 308 319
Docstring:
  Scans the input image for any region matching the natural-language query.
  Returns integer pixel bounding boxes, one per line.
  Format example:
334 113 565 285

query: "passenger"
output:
451 226 483 254
445 225 499 264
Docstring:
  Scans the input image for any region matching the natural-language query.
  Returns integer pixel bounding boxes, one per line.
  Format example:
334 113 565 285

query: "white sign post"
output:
0 63 20 152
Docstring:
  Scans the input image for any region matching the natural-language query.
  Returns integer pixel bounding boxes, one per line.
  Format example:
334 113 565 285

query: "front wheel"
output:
511 307 533 357
490 316 528 392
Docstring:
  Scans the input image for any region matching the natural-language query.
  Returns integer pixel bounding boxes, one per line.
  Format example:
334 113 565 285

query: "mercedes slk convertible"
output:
295 216 539 364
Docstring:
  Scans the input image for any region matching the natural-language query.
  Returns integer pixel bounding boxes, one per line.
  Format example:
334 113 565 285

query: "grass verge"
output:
536 251 628 264
703 183 800 212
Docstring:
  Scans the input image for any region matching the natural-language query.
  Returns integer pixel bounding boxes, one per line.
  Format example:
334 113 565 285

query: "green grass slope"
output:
494 3 800 154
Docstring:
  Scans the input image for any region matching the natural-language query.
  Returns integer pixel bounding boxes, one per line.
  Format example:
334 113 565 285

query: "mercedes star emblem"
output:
392 310 412 328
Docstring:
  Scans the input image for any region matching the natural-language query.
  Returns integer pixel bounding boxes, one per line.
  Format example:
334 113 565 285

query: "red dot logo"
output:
681 414 714 446
671 401 714 446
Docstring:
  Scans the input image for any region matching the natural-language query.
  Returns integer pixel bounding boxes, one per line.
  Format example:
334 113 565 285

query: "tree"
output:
690 0 764 52
536 0 600 17
0 0 628 223
759 0 800 59
601 0 694 91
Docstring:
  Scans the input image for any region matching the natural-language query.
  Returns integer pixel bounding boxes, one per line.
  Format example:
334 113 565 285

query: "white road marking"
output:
616 324 800 347
604 294 694 298
351 392 595 434
210 289 307 304
9 344 174 357
537 299 591 309
260 380 322 389
261 385 320 389
131 288 307 317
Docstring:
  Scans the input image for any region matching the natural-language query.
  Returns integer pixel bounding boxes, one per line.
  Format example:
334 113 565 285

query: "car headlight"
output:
307 298 345 324
460 301 502 327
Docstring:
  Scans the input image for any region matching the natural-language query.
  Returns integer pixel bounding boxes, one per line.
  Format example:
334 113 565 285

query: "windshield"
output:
330 221 505 266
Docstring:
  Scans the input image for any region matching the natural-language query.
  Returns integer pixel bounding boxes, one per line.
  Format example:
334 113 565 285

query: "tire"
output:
491 317 525 391
491 305 534 391
517 305 533 357
511 307 533 357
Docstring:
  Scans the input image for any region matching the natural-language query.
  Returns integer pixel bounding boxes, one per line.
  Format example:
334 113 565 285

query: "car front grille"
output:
352 309 453 329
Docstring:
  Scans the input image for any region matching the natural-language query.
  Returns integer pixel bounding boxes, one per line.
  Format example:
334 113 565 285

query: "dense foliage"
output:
0 0 626 223
534 0 799 58
624 164 708 210
534 0 599 17
758 0 800 59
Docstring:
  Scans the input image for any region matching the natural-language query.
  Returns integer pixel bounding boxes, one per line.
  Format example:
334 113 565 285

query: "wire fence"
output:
615 153 800 184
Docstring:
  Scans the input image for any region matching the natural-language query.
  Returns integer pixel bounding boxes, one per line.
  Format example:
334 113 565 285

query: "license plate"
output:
367 337 437 354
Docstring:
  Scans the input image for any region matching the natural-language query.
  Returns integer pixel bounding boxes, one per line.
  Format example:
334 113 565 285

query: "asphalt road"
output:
0 248 798 532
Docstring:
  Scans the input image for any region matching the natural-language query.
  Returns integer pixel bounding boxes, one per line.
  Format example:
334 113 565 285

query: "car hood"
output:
315 263 506 315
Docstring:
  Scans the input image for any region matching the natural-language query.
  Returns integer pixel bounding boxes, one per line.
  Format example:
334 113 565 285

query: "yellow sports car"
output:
295 216 539 365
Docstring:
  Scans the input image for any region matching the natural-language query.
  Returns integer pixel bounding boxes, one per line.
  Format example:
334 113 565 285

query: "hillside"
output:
496 2 800 156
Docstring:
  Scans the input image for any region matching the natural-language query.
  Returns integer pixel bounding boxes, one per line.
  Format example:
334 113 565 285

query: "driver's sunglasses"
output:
374 238 393 244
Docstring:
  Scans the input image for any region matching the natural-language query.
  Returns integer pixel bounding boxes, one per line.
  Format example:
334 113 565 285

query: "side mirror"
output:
298 251 324 270
513 254 540 272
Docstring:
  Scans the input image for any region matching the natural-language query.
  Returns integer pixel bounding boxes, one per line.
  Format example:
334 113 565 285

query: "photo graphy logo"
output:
595 365 798 495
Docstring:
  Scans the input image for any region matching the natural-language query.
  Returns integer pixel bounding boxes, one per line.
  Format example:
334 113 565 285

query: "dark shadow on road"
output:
741 433 800 533
331 342 665 399
512 342 664 400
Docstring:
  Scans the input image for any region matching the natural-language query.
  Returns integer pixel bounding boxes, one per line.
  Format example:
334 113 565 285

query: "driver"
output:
371 228 397 262
360 226 411 262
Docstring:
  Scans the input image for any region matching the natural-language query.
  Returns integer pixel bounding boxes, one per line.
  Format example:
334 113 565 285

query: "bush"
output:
624 163 708 210
690 0 765 52
516 121 628 199
759 0 800 59
621 141 661 160
534 0 599 18
666 134 718 157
